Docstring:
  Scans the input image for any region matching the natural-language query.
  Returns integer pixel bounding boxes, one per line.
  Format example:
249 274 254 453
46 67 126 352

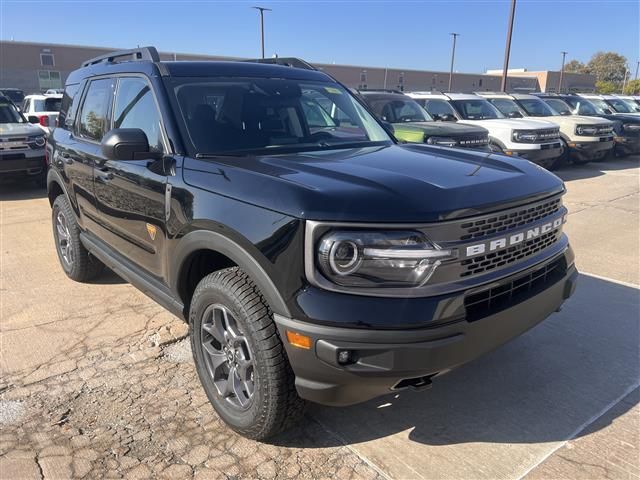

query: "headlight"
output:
28 135 46 148
317 230 455 288
623 123 640 132
512 130 539 143
426 136 457 147
575 125 598 136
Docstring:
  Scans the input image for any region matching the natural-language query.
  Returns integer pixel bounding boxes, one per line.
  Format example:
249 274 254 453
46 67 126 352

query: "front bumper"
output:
613 135 640 156
276 249 577 406
0 154 46 177
507 142 562 164
567 137 614 161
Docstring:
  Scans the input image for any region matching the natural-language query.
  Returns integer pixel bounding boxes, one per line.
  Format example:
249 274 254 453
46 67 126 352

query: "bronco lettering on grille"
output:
465 214 566 258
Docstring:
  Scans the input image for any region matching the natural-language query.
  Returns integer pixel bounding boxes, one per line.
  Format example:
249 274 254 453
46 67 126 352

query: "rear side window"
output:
113 77 164 153
78 78 113 141
59 84 82 130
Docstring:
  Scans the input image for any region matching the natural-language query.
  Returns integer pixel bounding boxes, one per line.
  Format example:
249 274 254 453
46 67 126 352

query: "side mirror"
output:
603 108 613 114
101 128 152 161
508 111 523 118
28 115 39 124
559 111 571 116
380 121 395 134
441 114 457 122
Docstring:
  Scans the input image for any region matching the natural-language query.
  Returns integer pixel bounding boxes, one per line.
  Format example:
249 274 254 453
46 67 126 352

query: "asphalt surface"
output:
0 155 638 479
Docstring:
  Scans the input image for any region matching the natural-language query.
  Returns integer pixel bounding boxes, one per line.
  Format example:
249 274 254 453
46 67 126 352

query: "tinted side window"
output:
113 77 164 153
78 78 113 141
59 83 82 130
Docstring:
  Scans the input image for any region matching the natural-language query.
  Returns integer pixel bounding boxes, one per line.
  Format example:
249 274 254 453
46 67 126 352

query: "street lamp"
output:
448 33 459 92
621 68 629 94
500 0 517 92
635 60 639 80
252 6 272 59
558 51 568 93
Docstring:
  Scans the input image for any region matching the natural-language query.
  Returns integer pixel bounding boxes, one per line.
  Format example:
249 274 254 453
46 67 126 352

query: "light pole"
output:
635 60 639 80
252 6 271 59
448 33 459 92
621 68 629 94
558 51 567 93
500 0 517 92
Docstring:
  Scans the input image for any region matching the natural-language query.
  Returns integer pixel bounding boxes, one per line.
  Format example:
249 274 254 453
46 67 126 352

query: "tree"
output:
584 52 628 83
623 79 640 95
564 60 585 73
595 81 617 94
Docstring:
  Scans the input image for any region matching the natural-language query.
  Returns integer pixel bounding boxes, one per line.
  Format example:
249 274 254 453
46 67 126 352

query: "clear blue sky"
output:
1 0 638 73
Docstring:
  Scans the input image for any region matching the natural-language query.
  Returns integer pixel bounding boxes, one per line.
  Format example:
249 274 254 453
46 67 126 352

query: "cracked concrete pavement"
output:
0 156 638 479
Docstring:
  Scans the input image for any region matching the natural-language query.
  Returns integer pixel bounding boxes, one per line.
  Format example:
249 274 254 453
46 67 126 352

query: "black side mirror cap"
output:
508 111 523 118
441 114 457 122
101 128 151 161
28 115 40 124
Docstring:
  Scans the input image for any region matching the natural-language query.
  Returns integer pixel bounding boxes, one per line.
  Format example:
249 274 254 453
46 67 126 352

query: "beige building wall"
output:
5 40 585 96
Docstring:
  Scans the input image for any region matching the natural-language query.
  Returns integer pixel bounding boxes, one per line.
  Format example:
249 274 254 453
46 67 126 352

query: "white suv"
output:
579 94 640 117
477 92 614 164
407 92 562 169
21 93 62 134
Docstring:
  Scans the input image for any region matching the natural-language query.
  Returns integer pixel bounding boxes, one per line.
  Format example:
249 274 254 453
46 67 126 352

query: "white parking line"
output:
580 271 639 289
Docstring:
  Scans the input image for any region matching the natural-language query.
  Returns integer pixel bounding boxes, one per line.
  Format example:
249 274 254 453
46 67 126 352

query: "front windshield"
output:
450 99 504 120
585 98 614 114
617 98 640 113
516 98 558 117
0 100 25 124
543 98 573 115
564 97 602 115
488 98 524 117
367 97 432 123
172 78 391 155
604 98 635 113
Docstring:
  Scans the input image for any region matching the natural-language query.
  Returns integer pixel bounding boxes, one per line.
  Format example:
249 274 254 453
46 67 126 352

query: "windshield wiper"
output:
195 151 254 159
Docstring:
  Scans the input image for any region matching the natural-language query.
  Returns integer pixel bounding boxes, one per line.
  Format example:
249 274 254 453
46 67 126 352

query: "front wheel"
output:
189 267 305 440
52 195 104 282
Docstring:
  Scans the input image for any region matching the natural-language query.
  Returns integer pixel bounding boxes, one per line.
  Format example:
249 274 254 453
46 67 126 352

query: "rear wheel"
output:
189 267 305 440
52 195 104 282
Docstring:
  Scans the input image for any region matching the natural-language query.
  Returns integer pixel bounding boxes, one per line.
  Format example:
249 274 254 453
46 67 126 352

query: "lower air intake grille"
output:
464 256 566 322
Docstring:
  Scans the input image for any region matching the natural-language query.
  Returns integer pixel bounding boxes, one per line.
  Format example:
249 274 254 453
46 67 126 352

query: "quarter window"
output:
113 78 164 152
78 78 113 141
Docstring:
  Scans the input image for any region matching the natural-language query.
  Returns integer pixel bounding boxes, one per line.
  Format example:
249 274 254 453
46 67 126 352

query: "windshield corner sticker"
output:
146 223 157 241
324 87 342 95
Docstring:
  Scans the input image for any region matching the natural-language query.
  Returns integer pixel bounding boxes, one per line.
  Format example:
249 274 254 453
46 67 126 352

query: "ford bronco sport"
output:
407 92 564 169
47 47 578 440
356 90 490 150
477 92 614 166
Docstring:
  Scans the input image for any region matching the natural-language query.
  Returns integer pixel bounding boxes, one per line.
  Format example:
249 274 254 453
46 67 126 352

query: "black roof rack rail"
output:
81 46 160 68
474 91 512 95
242 57 318 71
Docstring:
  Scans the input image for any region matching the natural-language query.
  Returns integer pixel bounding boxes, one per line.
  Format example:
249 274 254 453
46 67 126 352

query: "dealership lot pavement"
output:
1 156 638 479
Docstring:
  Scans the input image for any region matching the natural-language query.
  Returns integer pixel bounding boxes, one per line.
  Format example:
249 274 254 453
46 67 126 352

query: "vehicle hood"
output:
395 121 488 137
601 113 640 123
458 118 558 130
0 122 43 136
183 144 564 223
559 115 613 125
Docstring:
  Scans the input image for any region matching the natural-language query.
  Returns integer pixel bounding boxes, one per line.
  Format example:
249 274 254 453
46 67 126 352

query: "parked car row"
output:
355 89 638 170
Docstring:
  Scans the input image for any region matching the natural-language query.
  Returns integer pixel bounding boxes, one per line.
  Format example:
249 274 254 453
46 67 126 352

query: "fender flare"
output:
47 168 68 201
170 230 291 318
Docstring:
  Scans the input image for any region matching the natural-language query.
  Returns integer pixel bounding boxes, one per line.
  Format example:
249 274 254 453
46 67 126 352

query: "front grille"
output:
464 256 566 322
534 129 561 142
460 196 562 241
0 137 29 151
460 229 562 277
594 125 614 135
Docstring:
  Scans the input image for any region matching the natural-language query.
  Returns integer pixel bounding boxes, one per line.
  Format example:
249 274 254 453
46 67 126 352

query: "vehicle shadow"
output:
274 274 639 453
0 180 47 201
88 267 127 285
554 154 640 182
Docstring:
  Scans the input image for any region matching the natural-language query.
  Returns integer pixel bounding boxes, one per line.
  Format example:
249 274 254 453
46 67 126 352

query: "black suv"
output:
535 93 640 157
47 47 578 440
357 90 490 150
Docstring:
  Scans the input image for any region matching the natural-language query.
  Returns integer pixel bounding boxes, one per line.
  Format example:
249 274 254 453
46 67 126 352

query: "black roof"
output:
66 46 334 84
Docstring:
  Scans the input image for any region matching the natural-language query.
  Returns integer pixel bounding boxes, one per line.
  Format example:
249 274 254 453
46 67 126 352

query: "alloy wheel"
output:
55 208 74 267
200 304 255 410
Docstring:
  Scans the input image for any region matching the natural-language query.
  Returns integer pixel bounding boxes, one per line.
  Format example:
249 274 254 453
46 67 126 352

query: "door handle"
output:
95 168 114 182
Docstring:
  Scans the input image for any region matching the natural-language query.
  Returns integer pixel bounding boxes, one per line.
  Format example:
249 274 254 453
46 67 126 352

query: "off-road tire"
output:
52 195 104 281
189 267 305 440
